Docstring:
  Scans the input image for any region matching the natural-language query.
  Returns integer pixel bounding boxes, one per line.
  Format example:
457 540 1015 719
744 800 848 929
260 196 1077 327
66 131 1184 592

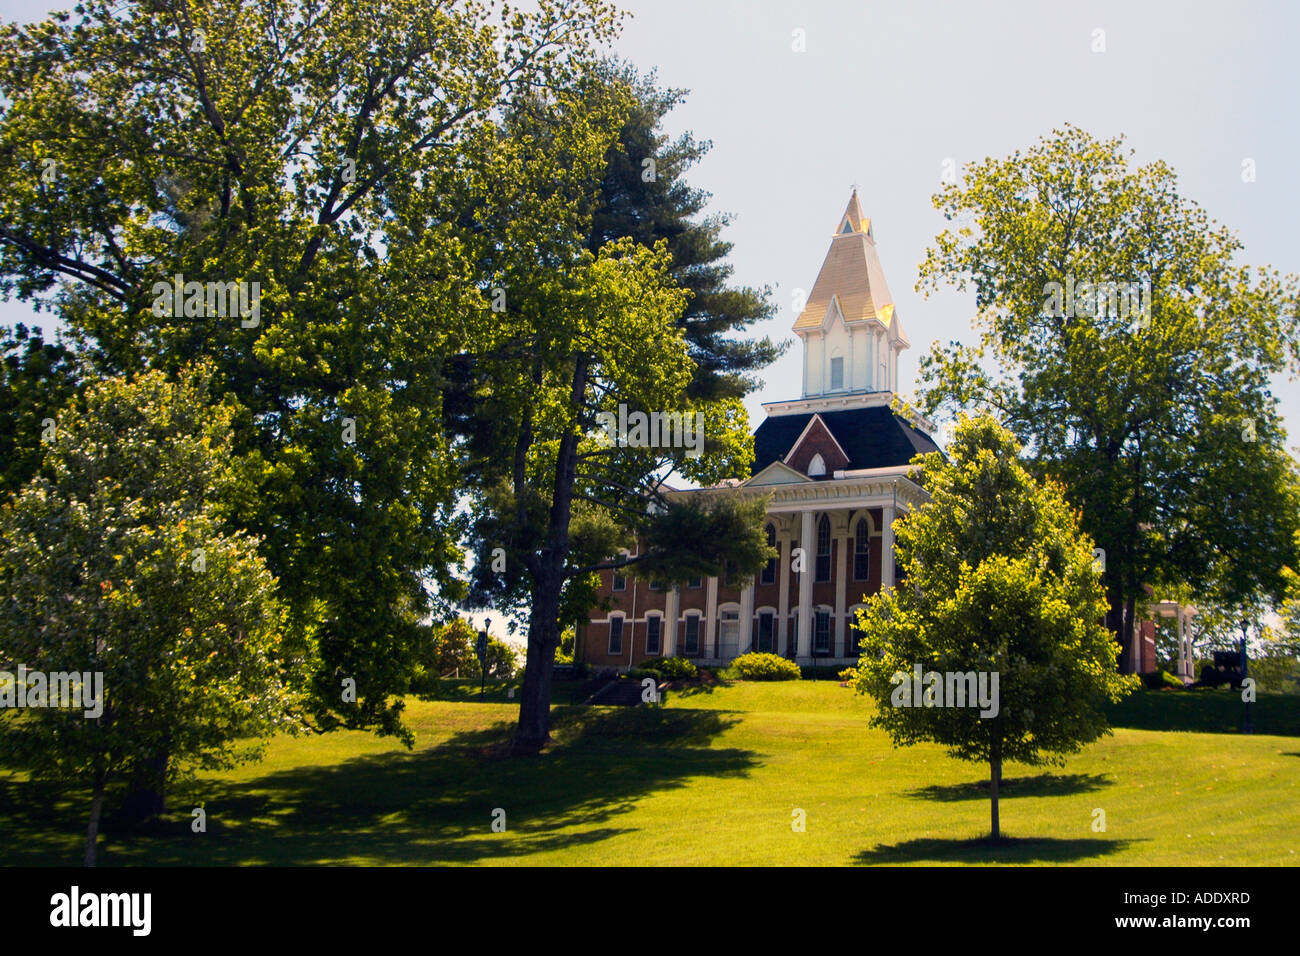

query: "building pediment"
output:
784 413 849 477
746 460 812 486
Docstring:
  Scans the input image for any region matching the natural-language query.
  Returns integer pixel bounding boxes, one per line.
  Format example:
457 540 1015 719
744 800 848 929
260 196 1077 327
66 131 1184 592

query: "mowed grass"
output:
2 682 1297 866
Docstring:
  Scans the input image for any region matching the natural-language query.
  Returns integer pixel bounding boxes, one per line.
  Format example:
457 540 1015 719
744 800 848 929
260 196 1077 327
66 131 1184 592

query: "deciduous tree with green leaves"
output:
852 415 1136 840
0 368 298 866
452 67 777 753
0 0 622 745
915 125 1300 671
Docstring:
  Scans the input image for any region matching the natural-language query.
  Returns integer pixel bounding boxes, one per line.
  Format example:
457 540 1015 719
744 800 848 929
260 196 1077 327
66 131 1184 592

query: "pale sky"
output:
4 0 1298 441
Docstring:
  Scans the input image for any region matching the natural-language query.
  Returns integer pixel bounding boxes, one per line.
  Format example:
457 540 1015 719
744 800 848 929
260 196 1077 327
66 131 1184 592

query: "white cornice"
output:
762 390 895 417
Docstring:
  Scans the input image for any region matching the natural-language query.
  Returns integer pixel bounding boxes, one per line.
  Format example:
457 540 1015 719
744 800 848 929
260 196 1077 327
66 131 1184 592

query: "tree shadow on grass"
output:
854 835 1141 865
905 772 1112 803
6 705 755 866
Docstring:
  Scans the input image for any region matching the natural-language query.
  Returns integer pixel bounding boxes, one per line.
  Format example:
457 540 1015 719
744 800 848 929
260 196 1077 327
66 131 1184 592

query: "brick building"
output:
578 192 940 670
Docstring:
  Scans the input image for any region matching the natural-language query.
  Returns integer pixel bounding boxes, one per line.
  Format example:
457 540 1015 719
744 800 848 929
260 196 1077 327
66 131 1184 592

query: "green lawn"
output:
2 682 1297 866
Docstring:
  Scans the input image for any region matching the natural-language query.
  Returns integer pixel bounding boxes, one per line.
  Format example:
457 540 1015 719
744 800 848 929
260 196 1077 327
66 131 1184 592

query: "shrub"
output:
838 666 859 683
640 656 697 680
732 652 802 681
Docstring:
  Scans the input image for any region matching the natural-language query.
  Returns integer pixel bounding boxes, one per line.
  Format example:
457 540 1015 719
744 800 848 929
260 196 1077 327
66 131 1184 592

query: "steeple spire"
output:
793 189 907 397
837 188 867 236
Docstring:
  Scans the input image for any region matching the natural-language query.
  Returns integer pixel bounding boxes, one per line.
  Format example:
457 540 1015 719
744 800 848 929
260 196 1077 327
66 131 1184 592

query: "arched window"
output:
815 514 832 582
854 518 871 581
808 452 826 477
761 524 777 584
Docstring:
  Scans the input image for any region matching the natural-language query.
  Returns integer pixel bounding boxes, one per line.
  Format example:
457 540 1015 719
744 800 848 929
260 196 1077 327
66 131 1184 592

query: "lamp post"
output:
476 618 491 702
1239 618 1252 734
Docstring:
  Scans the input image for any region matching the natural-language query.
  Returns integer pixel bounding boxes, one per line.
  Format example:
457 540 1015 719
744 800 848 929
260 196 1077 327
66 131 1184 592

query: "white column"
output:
665 586 679 656
705 576 719 659
835 524 849 657
798 510 813 659
777 535 790 652
881 502 896 590
1176 610 1186 681
740 580 755 654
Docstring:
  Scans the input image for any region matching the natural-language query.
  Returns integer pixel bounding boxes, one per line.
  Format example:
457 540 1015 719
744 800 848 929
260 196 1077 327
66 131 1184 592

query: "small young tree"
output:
0 368 298 865
853 414 1136 840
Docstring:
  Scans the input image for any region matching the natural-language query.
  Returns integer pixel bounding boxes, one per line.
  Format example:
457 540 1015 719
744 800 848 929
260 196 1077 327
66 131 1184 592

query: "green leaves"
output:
853 414 1136 768
0 367 298 787
915 124 1300 652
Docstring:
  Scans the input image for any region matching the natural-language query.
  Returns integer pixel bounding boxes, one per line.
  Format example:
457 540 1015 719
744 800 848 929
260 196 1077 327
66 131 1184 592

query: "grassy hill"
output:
2 682 1297 865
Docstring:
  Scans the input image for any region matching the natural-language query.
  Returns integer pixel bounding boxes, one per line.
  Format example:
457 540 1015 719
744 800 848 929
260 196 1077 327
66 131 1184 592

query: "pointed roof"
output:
794 189 897 334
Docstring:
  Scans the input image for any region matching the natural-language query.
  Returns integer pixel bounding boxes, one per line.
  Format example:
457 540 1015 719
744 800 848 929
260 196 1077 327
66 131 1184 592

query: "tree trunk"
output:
989 755 1001 841
117 750 168 826
1122 592 1138 675
511 355 589 756
513 571 563 754
84 775 106 867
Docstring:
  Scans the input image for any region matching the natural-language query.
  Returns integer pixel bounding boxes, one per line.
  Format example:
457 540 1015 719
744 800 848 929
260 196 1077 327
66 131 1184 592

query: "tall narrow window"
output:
724 560 737 588
847 615 864 657
719 609 739 660
683 615 700 656
816 515 831 582
608 617 623 655
830 356 844 390
645 616 662 656
612 571 626 591
761 524 777 584
854 518 871 581
757 611 775 653
814 609 831 654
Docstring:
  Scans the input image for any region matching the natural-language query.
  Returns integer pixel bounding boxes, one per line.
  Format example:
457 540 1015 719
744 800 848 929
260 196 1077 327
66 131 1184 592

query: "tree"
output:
0 324 82 500
451 67 777 754
915 125 1300 671
852 415 1136 840
0 368 297 865
0 0 621 741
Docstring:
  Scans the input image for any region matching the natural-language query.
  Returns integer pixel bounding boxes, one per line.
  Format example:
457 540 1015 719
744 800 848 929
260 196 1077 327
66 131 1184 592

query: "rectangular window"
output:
688 576 702 589
788 615 797 658
814 610 831 654
646 616 661 656
648 579 662 591
830 356 844 390
684 615 700 656
608 617 623 655
761 556 776 585
757 612 774 653
612 571 626 591
724 560 737 588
